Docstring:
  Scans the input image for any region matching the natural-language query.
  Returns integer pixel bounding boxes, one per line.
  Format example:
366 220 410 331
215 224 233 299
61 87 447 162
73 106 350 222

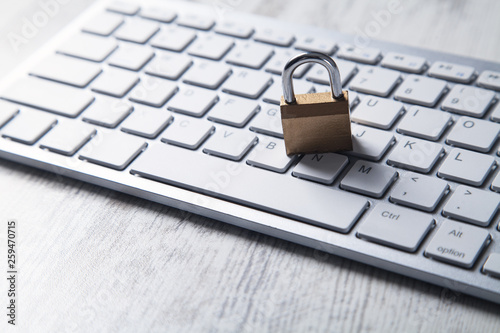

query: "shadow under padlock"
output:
280 52 353 155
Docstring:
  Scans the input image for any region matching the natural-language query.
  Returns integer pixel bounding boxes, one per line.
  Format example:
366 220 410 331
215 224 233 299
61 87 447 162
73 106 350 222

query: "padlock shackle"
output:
282 52 343 104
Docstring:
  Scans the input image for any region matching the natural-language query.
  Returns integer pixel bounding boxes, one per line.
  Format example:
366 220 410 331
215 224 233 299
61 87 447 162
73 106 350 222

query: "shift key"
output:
0 76 94 118
425 220 490 268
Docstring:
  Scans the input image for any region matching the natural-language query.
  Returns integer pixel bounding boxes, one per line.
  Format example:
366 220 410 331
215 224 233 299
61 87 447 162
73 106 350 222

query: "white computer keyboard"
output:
0 0 499 304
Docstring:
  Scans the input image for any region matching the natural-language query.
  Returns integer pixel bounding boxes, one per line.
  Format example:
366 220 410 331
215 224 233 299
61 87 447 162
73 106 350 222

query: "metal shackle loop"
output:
282 52 343 104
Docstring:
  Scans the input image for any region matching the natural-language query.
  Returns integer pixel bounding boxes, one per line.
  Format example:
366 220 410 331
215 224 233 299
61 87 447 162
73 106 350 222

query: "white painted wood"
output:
1 0 500 332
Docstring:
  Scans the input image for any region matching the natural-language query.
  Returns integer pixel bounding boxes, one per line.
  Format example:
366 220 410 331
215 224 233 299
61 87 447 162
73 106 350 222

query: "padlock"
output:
280 52 352 155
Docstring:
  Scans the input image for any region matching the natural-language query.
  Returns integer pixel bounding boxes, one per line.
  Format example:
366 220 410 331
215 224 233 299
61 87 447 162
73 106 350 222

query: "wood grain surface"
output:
1 0 500 332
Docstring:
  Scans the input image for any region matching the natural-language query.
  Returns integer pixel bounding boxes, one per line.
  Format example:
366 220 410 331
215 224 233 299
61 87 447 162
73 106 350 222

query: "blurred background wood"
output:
0 0 499 332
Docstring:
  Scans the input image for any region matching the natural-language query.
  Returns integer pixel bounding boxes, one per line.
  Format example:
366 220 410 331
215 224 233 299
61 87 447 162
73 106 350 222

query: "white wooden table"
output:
1 0 500 332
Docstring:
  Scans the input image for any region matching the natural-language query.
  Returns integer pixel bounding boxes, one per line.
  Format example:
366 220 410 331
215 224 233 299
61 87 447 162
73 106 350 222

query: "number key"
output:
441 85 495 118
349 66 401 97
394 75 447 107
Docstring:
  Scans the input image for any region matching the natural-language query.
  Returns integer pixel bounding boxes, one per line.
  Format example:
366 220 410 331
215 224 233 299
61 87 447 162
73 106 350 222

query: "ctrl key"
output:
424 220 490 268
357 203 434 252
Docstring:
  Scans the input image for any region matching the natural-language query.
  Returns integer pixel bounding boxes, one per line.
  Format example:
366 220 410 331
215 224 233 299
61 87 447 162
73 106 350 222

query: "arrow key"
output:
443 185 500 227
390 173 449 212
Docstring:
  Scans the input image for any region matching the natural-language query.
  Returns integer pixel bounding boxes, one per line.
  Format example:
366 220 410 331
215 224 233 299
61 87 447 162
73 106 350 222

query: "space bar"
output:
130 143 369 233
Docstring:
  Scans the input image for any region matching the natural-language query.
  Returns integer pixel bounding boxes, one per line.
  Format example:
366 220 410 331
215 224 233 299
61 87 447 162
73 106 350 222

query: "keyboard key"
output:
1 110 56 145
222 69 273 99
348 125 394 161
214 21 254 38
106 1 139 15
0 103 18 128
39 121 95 156
441 85 495 117
203 127 257 160
491 103 500 122
425 220 490 268
188 34 234 60
176 14 215 30
161 116 214 149
249 105 283 138
437 148 495 186
107 42 154 71
91 68 139 97
139 7 176 23
31 54 101 88
58 33 117 62
294 36 336 54
150 26 196 52
387 138 443 173
446 116 500 153
483 254 500 278
247 137 297 173
306 60 357 86
340 160 397 198
380 52 426 73
207 96 259 127
492 172 500 192
167 87 218 117
1 77 94 117
130 143 369 233
253 28 294 47
397 105 452 141
225 42 274 69
351 96 404 129
349 66 401 97
183 61 232 89
145 51 192 80
477 70 500 91
121 105 172 139
443 185 500 226
292 153 348 184
79 131 147 170
262 79 314 105
82 12 124 36
428 61 475 83
348 91 360 108
394 75 447 107
129 76 177 107
265 49 309 77
390 173 448 212
82 96 133 128
114 18 159 44
357 203 434 252
336 44 381 64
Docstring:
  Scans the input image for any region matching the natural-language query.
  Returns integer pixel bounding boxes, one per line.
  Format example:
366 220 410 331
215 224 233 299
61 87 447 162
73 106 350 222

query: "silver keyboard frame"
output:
0 0 499 304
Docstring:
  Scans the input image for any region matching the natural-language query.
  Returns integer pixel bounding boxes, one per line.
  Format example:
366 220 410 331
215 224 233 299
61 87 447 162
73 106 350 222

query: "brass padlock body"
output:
280 91 352 155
